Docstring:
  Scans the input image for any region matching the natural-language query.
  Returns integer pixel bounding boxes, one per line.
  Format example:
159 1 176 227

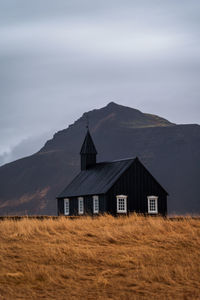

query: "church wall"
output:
106 159 167 216
57 194 106 216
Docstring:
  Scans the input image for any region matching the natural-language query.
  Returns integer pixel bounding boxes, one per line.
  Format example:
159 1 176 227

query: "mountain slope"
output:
0 102 199 215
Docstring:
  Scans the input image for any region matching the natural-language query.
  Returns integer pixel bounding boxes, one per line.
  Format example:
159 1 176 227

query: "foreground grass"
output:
0 215 200 299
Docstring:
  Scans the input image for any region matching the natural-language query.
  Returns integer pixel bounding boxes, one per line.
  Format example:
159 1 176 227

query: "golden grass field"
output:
0 215 200 300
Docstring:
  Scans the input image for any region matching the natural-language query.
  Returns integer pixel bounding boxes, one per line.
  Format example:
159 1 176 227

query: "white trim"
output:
93 195 99 214
78 197 84 215
116 195 127 213
64 198 69 215
147 196 158 214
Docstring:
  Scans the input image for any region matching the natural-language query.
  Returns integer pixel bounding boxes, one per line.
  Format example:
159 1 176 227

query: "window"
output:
64 198 69 215
147 196 158 214
116 195 127 213
93 195 99 214
78 197 84 215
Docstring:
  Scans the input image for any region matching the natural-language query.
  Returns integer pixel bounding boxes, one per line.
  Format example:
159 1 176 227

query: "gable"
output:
136 159 168 195
108 157 168 196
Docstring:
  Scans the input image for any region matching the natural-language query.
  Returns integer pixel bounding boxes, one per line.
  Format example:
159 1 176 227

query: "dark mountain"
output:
0 102 199 215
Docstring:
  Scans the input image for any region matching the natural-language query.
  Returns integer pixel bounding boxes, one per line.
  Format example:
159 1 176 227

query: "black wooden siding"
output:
57 194 106 216
106 159 167 216
81 154 96 171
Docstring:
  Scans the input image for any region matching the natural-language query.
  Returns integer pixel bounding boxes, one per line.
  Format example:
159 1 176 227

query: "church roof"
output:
57 158 135 198
80 130 97 154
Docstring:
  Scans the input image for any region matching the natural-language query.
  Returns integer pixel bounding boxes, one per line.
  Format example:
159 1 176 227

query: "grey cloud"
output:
0 0 200 165
0 131 54 165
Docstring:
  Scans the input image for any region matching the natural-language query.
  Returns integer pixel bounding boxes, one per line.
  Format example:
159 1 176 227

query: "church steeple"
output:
80 130 97 170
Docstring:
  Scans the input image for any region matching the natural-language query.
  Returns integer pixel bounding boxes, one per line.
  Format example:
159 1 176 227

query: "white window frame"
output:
116 195 127 213
93 195 99 214
64 198 69 215
147 196 158 214
78 197 84 215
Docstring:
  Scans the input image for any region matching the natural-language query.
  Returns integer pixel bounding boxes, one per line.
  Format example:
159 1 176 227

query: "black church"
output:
57 130 168 216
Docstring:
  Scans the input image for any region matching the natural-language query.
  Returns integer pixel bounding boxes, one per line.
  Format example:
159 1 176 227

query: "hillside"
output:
0 102 200 215
0 215 200 299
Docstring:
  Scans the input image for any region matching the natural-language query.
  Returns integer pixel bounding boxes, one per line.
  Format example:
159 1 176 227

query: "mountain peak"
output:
92 102 173 129
105 101 137 111
106 101 119 107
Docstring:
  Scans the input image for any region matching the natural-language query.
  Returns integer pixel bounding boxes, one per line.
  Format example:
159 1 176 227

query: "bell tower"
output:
80 130 97 171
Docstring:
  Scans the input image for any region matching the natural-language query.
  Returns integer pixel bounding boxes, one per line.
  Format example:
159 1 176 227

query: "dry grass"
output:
0 215 200 300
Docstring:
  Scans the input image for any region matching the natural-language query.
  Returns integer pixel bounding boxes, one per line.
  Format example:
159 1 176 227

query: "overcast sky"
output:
0 0 200 165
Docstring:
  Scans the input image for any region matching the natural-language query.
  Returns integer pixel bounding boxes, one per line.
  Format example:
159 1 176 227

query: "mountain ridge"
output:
0 102 199 215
